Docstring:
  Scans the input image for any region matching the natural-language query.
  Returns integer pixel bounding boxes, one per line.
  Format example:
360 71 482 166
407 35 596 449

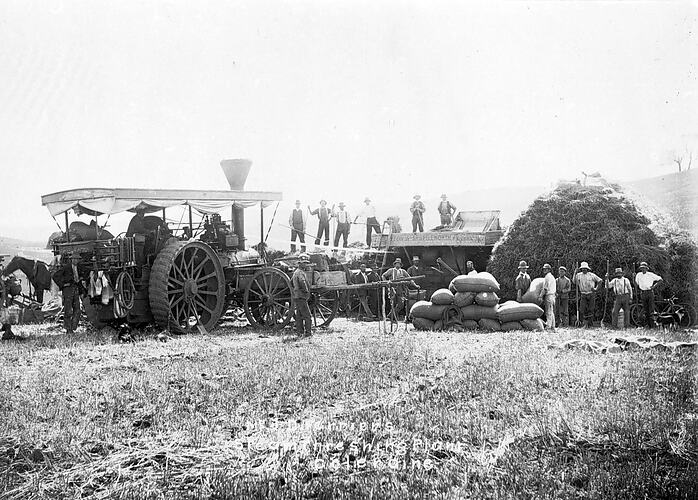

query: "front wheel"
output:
243 268 294 329
309 289 339 327
677 304 696 328
630 303 645 327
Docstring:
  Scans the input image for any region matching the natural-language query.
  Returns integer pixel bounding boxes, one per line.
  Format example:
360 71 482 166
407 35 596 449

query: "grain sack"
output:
409 301 448 321
462 320 479 330
521 318 545 331
453 292 476 308
449 272 500 293
479 318 502 331
430 288 455 305
475 291 500 307
496 300 544 322
461 304 499 321
501 321 522 331
521 278 545 305
412 317 435 331
434 320 444 331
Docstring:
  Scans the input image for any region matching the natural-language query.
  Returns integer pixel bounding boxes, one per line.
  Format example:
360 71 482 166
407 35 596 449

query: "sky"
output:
0 0 697 243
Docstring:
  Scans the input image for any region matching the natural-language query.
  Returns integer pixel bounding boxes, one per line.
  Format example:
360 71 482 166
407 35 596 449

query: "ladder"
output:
374 220 393 272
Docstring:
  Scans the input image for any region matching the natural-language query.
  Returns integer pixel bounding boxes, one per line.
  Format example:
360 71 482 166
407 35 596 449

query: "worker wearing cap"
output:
572 262 602 328
308 200 332 247
634 262 662 328
437 194 457 226
410 195 426 233
539 264 557 330
556 266 571 327
466 260 477 276
515 260 531 302
291 254 312 337
52 252 84 334
382 258 415 318
351 263 376 320
355 197 381 247
288 200 308 253
407 256 422 277
606 267 633 329
332 202 351 248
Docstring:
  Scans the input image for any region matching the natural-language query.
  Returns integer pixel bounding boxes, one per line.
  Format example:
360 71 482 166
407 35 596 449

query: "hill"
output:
624 169 697 241
0 236 53 263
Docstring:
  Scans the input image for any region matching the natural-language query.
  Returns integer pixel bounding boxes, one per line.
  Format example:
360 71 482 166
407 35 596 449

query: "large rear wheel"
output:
309 289 339 327
149 241 226 334
243 268 294 329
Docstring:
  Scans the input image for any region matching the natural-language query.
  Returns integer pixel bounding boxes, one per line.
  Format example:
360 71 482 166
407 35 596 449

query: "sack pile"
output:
410 273 545 332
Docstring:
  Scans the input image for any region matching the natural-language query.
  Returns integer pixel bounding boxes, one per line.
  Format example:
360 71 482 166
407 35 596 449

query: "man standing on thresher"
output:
288 200 307 253
606 267 633 329
52 252 84 334
291 253 312 337
410 195 425 233
437 194 457 226
355 197 381 247
308 200 332 247
634 261 662 328
572 261 602 328
332 202 351 248
515 260 531 302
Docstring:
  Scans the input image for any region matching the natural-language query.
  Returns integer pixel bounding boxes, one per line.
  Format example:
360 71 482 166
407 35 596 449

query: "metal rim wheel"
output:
243 267 294 329
629 303 645 327
309 289 339 327
677 304 695 328
149 240 226 334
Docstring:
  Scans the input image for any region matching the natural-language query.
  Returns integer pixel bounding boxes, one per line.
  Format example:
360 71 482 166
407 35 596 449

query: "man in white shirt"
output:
355 197 381 247
606 267 633 329
572 261 602 328
539 263 557 330
332 202 351 248
634 261 662 328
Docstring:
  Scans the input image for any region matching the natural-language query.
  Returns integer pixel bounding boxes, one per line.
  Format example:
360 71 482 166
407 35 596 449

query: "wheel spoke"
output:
169 294 184 309
192 256 208 279
199 290 218 296
189 247 199 276
196 271 218 284
194 296 214 315
167 287 184 295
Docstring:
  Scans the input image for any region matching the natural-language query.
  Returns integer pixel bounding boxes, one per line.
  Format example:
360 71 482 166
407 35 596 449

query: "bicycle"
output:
629 295 696 328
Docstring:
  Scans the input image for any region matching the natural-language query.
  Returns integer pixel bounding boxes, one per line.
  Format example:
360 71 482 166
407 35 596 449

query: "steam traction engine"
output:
41 160 299 333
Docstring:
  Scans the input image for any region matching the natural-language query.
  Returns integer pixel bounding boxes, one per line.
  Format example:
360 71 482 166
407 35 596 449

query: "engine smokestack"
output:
220 159 252 190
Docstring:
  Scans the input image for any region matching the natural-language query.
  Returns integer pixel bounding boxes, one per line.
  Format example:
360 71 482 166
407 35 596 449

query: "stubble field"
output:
0 319 696 499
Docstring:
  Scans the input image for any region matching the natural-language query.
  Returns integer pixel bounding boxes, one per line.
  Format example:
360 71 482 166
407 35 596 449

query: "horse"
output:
1 256 53 303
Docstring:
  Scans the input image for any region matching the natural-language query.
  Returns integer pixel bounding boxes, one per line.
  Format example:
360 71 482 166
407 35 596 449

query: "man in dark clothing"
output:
606 267 633 329
52 252 83 333
515 260 531 302
437 194 457 226
291 253 312 336
126 209 147 237
288 200 307 253
410 195 425 233
351 263 375 320
556 266 571 327
332 202 351 248
309 200 331 247
407 256 421 277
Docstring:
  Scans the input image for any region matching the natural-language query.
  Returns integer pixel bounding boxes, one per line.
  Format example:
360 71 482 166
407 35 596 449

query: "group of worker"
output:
515 260 663 331
288 194 459 253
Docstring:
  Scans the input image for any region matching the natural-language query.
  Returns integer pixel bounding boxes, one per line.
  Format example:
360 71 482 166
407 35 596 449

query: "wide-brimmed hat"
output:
518 260 529 269
338 202 345 207
559 266 567 272
364 197 371 203
394 258 403 265
639 261 649 269
298 253 310 262
320 199 327 205
412 255 420 261
543 263 552 270
580 261 591 270
614 267 623 276
294 199 301 204
413 194 421 200
440 194 447 199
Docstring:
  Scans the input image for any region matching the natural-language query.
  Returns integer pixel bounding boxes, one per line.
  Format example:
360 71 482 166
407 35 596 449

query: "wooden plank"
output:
371 230 503 247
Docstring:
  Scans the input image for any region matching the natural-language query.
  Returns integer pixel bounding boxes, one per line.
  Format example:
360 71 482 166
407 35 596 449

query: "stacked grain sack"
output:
410 272 545 331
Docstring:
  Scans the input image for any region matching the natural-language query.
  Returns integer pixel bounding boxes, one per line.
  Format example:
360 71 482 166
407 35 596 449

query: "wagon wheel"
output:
243 267 294 329
309 289 339 327
149 240 226 334
629 303 645 327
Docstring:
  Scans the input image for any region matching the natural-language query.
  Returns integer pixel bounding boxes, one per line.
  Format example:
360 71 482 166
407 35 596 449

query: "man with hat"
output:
52 252 84 334
407 255 422 277
539 263 557 330
409 195 426 233
515 260 531 302
555 266 571 327
437 194 457 226
351 263 376 320
291 253 313 337
382 258 416 319
355 197 381 247
572 262 602 328
606 267 633 329
634 262 662 328
332 202 351 248
466 260 477 276
288 200 308 253
308 200 332 247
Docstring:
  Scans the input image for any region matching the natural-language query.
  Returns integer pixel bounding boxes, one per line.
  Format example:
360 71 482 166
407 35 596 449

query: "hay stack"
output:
487 183 696 310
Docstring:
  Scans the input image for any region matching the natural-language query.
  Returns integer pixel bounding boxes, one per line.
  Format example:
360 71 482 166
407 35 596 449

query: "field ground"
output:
0 319 696 499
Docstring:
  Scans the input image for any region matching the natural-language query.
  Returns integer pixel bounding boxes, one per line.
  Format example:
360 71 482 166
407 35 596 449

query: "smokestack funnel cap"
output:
220 159 252 190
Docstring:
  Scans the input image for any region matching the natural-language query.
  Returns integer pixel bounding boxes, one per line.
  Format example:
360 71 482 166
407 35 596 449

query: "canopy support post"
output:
188 206 193 235
65 212 70 243
260 205 264 247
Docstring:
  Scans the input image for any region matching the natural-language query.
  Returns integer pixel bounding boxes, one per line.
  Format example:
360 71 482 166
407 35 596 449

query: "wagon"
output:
40 160 350 333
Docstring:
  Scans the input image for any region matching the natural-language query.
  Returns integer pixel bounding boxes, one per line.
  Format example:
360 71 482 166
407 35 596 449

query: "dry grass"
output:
0 319 696 499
